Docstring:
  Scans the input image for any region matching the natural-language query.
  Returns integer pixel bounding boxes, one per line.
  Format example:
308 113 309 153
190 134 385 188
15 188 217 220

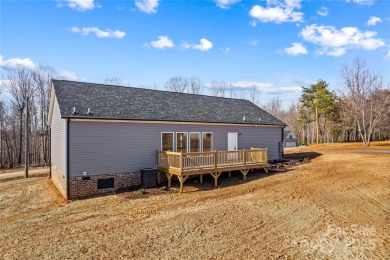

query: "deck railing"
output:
158 148 268 171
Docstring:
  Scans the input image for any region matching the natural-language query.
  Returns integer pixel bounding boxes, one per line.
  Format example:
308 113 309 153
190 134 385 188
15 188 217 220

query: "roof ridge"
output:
52 79 253 102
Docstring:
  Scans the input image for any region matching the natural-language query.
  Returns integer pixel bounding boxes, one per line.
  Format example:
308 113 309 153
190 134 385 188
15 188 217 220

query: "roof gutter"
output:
61 117 286 127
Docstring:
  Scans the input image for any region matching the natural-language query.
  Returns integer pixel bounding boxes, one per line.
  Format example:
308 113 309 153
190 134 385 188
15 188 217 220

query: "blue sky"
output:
1 0 389 107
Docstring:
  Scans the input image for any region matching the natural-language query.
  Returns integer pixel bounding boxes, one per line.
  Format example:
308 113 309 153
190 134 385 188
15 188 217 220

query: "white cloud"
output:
317 6 328 17
193 38 213 51
249 40 259 46
182 38 213 51
231 81 273 90
326 48 346 57
249 0 304 24
346 0 374 5
214 0 240 9
220 47 230 55
67 0 95 11
230 81 301 94
284 42 308 55
367 16 382 26
279 77 315 86
0 55 39 70
147 36 174 49
385 50 390 61
300 24 385 57
135 0 159 14
71 26 126 38
57 70 78 80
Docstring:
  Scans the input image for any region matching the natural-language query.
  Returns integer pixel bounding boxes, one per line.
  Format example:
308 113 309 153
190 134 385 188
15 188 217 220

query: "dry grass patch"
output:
0 146 389 259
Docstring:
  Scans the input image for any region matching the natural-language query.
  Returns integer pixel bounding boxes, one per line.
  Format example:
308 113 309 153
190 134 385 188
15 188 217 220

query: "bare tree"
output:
4 67 35 165
165 76 188 93
210 80 228 97
189 77 203 94
248 85 258 104
104 77 123 86
32 67 55 165
227 84 236 98
341 58 389 146
263 97 283 117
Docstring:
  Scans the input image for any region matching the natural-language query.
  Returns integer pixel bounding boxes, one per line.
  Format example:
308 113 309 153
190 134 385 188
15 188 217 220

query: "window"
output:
202 132 213 152
161 132 174 151
176 132 188 153
190 132 201 152
289 135 293 139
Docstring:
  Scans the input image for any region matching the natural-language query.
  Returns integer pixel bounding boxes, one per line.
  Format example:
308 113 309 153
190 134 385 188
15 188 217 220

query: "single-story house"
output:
283 130 298 148
48 80 286 199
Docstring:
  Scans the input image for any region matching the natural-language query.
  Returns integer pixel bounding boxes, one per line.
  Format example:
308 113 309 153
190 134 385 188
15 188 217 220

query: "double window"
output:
161 132 213 152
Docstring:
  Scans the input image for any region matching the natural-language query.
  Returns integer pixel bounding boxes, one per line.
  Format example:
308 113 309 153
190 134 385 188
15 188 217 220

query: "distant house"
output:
48 80 286 199
284 130 298 148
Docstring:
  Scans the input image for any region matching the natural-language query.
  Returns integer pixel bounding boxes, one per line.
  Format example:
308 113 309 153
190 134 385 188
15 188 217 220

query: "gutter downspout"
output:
66 119 70 200
49 126 51 179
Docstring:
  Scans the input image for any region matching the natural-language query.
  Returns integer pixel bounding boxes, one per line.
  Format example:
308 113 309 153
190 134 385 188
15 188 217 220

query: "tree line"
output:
295 58 389 146
0 58 389 169
162 59 390 147
1 67 53 168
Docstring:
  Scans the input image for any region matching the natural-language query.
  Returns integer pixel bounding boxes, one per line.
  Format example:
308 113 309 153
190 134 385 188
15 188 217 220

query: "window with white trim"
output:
176 132 188 153
189 132 201 152
161 132 174 151
202 132 213 152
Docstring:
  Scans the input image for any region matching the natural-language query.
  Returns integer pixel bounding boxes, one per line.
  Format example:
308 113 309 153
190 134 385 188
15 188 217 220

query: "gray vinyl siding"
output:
50 97 66 176
68 120 282 177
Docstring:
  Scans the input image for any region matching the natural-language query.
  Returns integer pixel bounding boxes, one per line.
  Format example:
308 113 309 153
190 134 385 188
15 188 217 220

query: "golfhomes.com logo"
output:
285 224 378 258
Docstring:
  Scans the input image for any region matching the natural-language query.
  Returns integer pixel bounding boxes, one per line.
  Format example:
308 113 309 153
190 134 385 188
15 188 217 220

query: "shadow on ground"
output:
283 151 322 160
117 166 298 199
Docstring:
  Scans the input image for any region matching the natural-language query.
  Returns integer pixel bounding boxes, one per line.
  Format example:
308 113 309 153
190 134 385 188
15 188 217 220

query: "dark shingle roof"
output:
52 80 286 126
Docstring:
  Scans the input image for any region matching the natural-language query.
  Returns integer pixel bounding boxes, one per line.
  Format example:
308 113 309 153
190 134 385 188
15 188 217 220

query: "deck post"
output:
243 149 246 166
240 169 249 180
214 150 218 170
200 174 203 183
210 172 221 187
157 170 161 185
180 151 183 171
177 175 189 193
167 173 173 189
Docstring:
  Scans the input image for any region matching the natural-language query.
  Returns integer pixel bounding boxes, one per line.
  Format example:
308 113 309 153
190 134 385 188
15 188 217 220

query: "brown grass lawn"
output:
292 139 390 151
0 166 49 175
0 142 389 259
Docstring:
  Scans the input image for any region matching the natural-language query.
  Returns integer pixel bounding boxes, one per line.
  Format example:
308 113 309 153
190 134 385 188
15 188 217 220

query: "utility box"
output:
141 168 157 188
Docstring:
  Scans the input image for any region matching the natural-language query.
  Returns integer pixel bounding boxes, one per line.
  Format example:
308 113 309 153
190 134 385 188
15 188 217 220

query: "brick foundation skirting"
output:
51 166 67 199
69 172 141 199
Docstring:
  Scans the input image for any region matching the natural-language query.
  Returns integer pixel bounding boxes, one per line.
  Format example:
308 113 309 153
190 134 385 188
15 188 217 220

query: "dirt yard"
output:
0 142 389 259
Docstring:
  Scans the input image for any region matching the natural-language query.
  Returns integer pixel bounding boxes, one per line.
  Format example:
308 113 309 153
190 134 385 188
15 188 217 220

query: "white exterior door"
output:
228 132 238 151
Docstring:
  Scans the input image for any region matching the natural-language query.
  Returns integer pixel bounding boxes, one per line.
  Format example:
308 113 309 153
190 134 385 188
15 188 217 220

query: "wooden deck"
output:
157 148 269 192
